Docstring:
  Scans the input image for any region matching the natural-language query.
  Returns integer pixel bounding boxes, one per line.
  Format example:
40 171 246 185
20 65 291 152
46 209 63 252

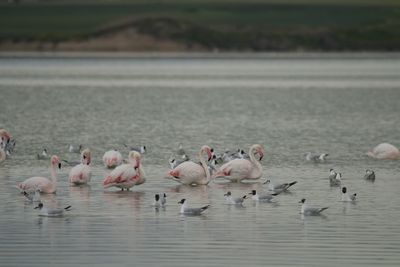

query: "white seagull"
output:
299 198 329 215
178 199 210 215
224 191 247 205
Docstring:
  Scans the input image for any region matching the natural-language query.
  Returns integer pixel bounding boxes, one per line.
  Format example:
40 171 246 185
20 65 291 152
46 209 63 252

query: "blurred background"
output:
1 0 399 52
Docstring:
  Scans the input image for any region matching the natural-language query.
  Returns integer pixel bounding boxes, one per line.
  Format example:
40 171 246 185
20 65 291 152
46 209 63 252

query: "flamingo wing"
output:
103 164 138 186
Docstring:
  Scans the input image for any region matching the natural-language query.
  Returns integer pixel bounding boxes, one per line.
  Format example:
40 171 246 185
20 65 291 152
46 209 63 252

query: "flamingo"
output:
17 155 61 194
68 148 92 185
212 144 265 182
102 151 145 190
102 149 123 168
367 143 400 159
165 145 213 185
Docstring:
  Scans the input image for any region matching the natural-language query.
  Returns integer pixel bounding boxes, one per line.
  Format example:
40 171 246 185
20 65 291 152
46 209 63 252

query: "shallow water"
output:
0 53 400 266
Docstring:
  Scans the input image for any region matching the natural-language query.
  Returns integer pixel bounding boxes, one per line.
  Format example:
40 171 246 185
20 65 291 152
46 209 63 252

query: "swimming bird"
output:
330 172 342 187
153 193 167 208
299 199 329 215
17 155 61 194
61 159 81 167
178 199 210 215
168 154 190 169
224 191 247 205
68 148 92 185
212 144 264 182
69 144 82 154
341 187 357 202
264 179 297 192
364 169 375 182
165 145 213 185
23 188 41 203
249 190 277 202
102 149 123 168
34 202 72 217
36 148 50 160
161 193 167 206
103 151 145 190
328 169 337 181
305 152 329 163
124 144 146 154
176 143 186 156
367 143 400 160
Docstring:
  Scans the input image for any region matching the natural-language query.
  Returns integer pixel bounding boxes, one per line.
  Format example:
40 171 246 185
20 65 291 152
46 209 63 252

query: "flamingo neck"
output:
248 146 262 172
49 163 58 187
0 148 5 162
198 149 210 183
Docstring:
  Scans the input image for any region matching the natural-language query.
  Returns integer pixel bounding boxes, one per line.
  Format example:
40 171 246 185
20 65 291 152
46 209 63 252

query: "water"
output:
1 53 400 266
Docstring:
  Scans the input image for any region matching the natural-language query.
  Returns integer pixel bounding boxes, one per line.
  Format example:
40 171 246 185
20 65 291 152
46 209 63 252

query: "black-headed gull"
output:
341 187 357 202
364 169 375 182
249 190 278 202
34 202 72 217
299 199 329 215
178 199 210 215
224 191 247 205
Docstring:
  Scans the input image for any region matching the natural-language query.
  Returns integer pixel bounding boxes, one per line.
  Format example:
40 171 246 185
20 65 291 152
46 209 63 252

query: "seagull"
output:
34 202 72 217
153 194 162 208
224 191 247 205
341 187 357 202
124 144 146 154
61 159 81 167
299 199 329 215
306 152 329 163
330 172 342 187
263 179 297 192
69 144 82 154
364 169 375 182
23 189 41 203
178 199 210 215
36 148 50 160
328 169 337 180
161 193 167 206
177 143 186 156
249 190 278 202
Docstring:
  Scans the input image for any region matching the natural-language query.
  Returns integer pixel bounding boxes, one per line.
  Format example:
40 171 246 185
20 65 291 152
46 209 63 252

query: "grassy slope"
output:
1 0 399 51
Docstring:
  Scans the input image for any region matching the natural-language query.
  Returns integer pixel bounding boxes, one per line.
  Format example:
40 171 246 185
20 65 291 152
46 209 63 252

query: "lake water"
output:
0 53 400 266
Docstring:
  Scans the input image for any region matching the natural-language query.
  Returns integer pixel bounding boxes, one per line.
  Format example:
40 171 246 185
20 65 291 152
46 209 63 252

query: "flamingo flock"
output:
1 127 399 216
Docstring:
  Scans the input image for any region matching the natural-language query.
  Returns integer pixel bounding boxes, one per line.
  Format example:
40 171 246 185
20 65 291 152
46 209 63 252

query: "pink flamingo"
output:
102 150 123 168
103 151 145 190
0 129 12 144
367 143 400 160
17 155 61 194
165 145 213 185
68 148 92 185
212 144 265 182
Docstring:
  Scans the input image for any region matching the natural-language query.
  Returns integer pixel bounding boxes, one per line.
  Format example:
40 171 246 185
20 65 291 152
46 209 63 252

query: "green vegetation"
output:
1 0 400 51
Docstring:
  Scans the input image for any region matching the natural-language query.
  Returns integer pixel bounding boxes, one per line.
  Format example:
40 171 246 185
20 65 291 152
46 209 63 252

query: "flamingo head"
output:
201 145 213 161
128 151 141 168
51 155 61 169
252 144 265 160
81 148 91 165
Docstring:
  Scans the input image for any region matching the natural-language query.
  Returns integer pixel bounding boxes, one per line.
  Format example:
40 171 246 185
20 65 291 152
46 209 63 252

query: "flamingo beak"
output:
207 149 212 161
58 163 62 169
258 151 264 160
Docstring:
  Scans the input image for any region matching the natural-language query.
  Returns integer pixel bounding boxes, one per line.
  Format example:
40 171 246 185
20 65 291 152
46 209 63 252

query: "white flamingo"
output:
212 144 264 182
367 143 400 159
165 145 213 185
68 148 92 185
102 151 145 190
17 155 61 194
102 149 123 168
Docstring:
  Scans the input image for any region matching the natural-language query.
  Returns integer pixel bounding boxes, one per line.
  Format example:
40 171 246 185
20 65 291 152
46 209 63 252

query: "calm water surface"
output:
0 53 399 266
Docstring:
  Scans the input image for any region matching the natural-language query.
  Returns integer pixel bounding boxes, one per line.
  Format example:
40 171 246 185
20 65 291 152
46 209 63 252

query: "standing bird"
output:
364 169 375 182
34 202 72 217
17 155 61 194
103 151 145 190
299 199 329 215
341 187 357 202
165 145 213 185
212 144 264 182
178 199 210 215
68 148 92 185
367 143 400 160
224 191 247 205
102 149 123 168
